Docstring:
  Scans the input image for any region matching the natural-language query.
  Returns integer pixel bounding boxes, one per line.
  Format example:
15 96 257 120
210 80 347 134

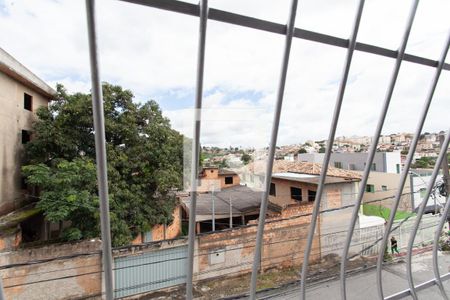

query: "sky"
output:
0 0 449 148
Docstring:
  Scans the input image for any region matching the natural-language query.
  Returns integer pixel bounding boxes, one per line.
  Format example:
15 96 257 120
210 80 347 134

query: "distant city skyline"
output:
1 0 449 147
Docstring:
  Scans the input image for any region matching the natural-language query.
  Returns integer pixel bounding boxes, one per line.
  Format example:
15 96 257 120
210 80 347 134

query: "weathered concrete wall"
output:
0 240 102 300
269 178 317 207
0 70 50 215
195 204 320 281
360 171 412 212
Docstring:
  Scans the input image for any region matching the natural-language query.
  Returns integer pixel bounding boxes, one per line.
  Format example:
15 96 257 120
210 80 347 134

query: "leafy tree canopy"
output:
23 83 184 246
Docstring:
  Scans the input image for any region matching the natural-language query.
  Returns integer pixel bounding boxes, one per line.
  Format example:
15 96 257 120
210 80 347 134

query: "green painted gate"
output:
114 245 188 298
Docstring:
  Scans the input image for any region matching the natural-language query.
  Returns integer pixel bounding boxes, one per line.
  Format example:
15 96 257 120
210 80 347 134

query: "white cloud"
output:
1 0 449 147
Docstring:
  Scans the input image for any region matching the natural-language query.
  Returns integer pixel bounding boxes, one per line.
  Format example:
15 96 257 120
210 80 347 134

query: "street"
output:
258 251 450 299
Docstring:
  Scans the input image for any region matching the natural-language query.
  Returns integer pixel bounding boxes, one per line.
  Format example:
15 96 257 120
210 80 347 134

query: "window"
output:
269 182 276 196
334 162 342 169
371 163 377 171
366 184 375 193
225 176 233 185
381 185 388 191
290 187 302 201
348 163 356 170
396 164 401 174
22 130 31 144
24 93 32 111
308 190 316 202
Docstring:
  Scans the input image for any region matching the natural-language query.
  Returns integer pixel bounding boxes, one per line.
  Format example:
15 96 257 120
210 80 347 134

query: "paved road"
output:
257 251 450 300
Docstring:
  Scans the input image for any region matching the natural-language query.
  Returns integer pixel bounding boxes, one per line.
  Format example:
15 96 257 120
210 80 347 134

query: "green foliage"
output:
412 156 436 169
318 147 326 153
298 148 307 154
23 83 183 246
241 153 251 165
363 204 414 221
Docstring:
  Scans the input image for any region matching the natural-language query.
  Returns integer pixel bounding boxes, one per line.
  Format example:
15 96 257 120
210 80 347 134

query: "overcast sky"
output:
1 0 449 148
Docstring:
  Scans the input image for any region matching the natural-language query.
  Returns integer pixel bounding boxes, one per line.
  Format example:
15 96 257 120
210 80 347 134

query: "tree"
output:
298 148 307 154
23 83 184 246
319 147 326 153
241 153 251 165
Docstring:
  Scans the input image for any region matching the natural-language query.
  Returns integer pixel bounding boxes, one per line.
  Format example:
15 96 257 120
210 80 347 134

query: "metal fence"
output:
114 245 188 298
5 1 443 300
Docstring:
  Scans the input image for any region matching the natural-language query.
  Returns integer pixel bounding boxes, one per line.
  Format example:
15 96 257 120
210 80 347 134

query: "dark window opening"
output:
290 187 302 201
269 183 276 196
22 130 31 144
225 176 233 184
308 190 316 202
24 93 33 111
366 184 375 193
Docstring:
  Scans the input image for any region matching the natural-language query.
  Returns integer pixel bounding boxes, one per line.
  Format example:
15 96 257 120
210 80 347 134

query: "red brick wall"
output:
195 204 320 281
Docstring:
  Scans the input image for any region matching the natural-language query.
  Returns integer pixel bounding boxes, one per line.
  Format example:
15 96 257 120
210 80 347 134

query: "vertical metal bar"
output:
0 276 5 300
377 29 449 300
249 0 298 298
299 1 365 299
85 1 114 299
433 193 450 300
212 187 215 231
406 130 450 300
230 196 233 228
186 0 208 299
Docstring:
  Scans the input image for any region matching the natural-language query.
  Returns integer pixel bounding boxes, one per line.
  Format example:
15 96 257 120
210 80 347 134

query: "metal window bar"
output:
85 1 114 299
249 0 298 298
433 194 450 300
0 275 4 300
299 1 365 300
406 129 450 300
81 0 450 299
341 1 419 299
377 31 450 300
186 0 208 299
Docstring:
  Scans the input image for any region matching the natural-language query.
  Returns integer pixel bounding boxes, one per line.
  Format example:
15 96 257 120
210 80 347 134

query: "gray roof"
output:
0 47 55 98
180 185 264 221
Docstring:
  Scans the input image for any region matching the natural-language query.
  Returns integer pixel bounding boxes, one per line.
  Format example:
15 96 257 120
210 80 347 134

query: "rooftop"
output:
246 160 362 180
180 185 265 221
0 47 55 98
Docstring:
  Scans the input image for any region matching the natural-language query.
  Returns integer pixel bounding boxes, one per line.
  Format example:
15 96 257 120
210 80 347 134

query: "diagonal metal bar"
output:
406 130 450 300
85 1 114 299
339 1 419 299
298 1 366 299
385 272 450 300
249 0 298 298
118 0 450 71
186 0 208 299
433 193 450 300
377 30 450 300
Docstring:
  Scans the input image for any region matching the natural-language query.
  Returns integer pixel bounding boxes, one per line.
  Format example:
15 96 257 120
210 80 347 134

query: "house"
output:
196 167 241 192
0 48 55 215
298 152 402 174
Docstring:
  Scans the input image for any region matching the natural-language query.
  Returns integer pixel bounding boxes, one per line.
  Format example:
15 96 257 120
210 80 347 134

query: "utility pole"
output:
409 172 415 211
439 134 450 227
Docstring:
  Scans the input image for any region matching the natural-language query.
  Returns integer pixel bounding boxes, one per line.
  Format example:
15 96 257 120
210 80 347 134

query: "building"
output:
0 48 55 215
196 167 241 192
298 152 402 174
